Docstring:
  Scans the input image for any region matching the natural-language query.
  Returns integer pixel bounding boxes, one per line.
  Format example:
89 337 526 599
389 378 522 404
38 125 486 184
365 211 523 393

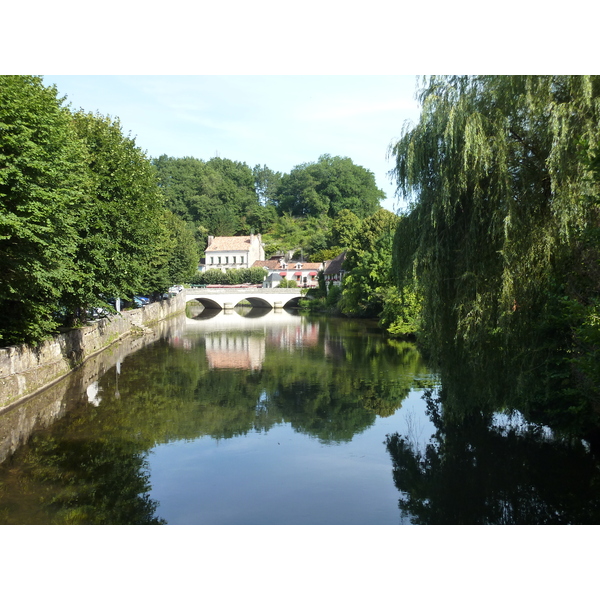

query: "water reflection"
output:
6 307 598 524
0 310 433 524
385 389 600 524
205 334 265 370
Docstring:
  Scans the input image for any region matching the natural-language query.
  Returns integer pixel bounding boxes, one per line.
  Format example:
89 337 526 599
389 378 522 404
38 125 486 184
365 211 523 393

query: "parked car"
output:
87 307 110 319
133 296 150 307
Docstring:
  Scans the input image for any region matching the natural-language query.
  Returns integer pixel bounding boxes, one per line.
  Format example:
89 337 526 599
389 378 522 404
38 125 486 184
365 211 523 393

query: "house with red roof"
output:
276 260 322 288
251 258 323 288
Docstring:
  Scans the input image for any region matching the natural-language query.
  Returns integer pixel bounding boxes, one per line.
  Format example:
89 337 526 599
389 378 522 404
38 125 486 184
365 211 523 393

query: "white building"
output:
201 234 265 272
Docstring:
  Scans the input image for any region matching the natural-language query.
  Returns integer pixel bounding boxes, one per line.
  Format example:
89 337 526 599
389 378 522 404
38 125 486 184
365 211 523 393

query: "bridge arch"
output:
191 297 223 309
184 287 303 311
243 296 274 308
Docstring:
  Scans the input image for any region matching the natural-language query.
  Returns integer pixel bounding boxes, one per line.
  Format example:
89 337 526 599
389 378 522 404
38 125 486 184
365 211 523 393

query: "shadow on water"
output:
385 388 600 524
188 307 222 320
0 314 188 524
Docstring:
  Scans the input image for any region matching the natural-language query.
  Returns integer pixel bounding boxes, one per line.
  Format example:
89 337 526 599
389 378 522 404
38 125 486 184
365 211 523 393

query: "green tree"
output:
165 212 200 284
253 164 282 206
67 111 168 314
339 209 400 317
278 278 298 288
310 247 344 263
206 156 259 217
329 208 362 248
0 76 89 345
390 75 600 425
153 155 266 245
262 214 332 261
275 154 384 219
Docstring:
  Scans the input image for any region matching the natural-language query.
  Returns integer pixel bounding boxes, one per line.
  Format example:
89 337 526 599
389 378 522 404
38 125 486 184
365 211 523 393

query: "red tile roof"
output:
293 262 322 270
251 260 281 269
206 236 253 251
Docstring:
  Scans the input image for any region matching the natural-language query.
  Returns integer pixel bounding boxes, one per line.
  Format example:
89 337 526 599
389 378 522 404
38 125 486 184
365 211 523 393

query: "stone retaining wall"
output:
0 293 186 411
0 313 187 464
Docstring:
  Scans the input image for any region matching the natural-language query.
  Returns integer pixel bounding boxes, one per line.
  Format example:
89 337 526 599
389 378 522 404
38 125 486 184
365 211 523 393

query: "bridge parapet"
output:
186 287 301 295
184 286 302 309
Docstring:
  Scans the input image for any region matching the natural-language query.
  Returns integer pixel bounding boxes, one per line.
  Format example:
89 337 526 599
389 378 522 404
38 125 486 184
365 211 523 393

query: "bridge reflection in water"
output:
182 306 320 371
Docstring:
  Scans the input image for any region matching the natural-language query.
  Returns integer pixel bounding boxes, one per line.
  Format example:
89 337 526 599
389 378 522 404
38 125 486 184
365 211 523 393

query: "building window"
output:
210 256 214 264
233 256 236 264
225 256 229 264
218 256 221 264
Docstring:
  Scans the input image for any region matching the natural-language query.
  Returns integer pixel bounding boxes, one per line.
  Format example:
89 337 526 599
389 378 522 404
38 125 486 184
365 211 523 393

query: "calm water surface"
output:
1 307 599 524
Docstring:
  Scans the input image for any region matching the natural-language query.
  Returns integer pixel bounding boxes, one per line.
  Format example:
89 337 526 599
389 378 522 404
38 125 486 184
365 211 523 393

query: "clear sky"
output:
42 75 422 213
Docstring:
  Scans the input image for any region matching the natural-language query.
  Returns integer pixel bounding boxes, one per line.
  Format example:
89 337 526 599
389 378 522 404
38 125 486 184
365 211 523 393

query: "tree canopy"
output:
274 154 385 219
0 76 90 343
0 76 198 346
389 75 600 428
152 155 274 248
338 208 400 318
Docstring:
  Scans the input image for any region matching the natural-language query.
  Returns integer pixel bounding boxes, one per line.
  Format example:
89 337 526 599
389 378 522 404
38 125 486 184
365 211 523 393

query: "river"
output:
0 306 599 524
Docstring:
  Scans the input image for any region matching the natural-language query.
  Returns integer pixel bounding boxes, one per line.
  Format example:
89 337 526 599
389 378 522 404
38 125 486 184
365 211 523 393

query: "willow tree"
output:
390 76 600 424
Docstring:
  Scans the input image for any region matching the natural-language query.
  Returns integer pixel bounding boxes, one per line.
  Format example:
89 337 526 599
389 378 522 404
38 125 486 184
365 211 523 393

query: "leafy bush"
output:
244 267 267 284
202 269 229 285
192 267 266 285
278 278 298 288
188 273 205 285
325 284 343 307
378 286 421 337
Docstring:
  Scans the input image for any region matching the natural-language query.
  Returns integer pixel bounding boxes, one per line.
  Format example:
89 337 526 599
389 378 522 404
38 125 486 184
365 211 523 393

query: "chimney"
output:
207 235 214 247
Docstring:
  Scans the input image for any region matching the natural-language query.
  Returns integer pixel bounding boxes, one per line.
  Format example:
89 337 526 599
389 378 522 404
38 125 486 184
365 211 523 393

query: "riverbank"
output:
0 292 186 411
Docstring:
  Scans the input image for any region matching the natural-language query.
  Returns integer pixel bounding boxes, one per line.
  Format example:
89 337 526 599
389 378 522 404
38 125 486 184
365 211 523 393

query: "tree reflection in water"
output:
385 389 600 524
0 314 434 524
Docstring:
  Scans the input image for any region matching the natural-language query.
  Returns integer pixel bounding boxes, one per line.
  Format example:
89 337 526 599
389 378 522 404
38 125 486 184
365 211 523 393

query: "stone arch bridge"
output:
185 286 303 310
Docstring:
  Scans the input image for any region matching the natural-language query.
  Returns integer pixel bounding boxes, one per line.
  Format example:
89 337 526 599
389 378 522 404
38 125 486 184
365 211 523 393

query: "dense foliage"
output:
152 155 277 252
190 267 266 286
153 154 387 264
274 154 384 219
339 209 399 317
0 76 198 346
0 76 90 343
389 75 600 433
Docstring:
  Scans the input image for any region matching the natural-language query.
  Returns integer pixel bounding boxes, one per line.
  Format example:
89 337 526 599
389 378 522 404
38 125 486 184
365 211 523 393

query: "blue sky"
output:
43 75 422 213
